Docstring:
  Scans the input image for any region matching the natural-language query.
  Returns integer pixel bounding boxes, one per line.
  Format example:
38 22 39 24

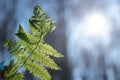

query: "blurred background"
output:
0 0 120 80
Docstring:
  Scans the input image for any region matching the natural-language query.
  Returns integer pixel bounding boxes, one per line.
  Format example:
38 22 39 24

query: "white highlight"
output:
86 13 108 36
82 11 112 45
84 12 110 37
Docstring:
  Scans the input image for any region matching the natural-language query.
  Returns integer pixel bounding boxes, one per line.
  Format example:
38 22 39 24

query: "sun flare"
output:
84 11 111 38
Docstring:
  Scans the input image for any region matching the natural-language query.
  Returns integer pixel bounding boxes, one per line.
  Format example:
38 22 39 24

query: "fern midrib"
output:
8 38 41 79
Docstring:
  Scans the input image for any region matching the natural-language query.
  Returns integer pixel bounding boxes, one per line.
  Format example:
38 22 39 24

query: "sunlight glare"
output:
84 11 111 38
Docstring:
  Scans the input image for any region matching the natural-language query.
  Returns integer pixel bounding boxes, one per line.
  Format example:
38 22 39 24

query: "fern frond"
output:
4 40 28 63
39 43 64 58
25 60 51 80
31 51 61 70
4 60 24 80
16 25 38 44
4 5 64 80
10 73 24 80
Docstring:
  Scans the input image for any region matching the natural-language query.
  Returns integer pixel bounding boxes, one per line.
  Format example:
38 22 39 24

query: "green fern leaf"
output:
4 5 64 80
39 43 64 58
4 61 24 80
25 60 51 80
31 51 61 70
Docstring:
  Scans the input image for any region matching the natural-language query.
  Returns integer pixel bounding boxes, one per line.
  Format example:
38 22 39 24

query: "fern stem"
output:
9 39 41 79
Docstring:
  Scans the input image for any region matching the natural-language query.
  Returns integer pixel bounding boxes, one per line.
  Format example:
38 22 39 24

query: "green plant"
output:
3 5 63 80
